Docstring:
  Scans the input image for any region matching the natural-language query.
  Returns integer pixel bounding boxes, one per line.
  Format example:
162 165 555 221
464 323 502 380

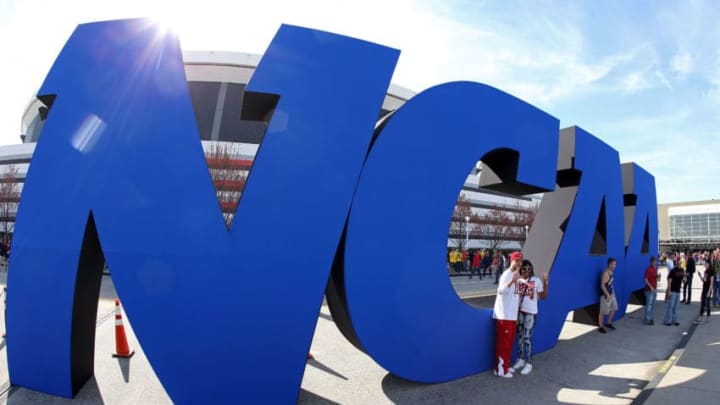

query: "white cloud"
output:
594 107 720 203
655 70 673 90
0 0 718 204
621 72 649 94
388 10 645 108
671 52 693 75
703 51 720 104
0 0 637 147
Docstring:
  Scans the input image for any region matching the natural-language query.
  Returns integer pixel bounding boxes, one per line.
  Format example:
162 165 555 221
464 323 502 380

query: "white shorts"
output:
600 294 618 315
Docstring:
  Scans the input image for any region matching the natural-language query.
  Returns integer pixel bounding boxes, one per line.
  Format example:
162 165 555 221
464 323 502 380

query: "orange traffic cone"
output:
112 299 135 358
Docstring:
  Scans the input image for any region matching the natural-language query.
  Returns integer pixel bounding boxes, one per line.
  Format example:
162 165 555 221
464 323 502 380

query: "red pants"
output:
495 319 516 374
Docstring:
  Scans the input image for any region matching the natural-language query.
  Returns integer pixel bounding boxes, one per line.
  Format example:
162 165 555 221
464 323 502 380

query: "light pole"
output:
465 216 470 250
524 224 529 247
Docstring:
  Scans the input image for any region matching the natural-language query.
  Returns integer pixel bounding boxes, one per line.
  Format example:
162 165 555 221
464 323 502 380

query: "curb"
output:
630 321 700 404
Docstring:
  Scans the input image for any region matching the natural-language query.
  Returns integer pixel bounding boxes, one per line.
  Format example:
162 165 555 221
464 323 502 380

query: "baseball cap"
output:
510 251 523 261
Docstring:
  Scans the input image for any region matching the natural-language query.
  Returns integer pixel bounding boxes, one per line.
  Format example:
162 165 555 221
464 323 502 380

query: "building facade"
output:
3 50 539 248
658 199 720 251
0 51 414 234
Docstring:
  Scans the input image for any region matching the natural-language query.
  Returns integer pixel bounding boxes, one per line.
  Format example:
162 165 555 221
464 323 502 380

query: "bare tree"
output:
0 165 20 246
478 206 517 250
513 200 539 234
205 144 249 228
448 194 476 251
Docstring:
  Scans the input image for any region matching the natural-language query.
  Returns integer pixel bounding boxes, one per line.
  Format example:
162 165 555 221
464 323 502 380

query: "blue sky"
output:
0 0 717 203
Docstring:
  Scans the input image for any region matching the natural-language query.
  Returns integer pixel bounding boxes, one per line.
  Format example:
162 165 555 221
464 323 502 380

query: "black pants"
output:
699 289 711 316
683 275 693 303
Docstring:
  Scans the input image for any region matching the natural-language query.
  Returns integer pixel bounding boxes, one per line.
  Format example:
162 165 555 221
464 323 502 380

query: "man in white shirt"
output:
666 253 675 271
492 251 523 378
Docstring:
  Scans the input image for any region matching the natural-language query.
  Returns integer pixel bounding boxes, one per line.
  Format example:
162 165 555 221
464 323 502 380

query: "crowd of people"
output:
653 249 719 325
0 239 9 270
447 248 507 283
486 247 720 379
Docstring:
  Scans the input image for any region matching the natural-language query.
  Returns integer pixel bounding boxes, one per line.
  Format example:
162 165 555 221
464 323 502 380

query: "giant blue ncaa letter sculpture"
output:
7 19 399 403
622 163 659 307
8 18 658 403
329 82 559 381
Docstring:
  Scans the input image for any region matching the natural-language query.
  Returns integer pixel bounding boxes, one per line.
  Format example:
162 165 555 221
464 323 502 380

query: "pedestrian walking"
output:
663 265 684 326
666 253 675 271
480 251 492 280
682 252 695 304
694 261 714 323
643 256 658 325
470 250 481 280
713 251 720 308
494 252 505 285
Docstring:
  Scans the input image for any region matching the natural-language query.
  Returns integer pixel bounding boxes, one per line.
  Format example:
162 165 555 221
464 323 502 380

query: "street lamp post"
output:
465 216 470 250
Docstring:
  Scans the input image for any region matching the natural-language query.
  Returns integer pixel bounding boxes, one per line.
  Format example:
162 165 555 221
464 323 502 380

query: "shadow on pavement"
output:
375 304 695 404
117 358 131 383
8 377 106 404
297 389 340 404
308 359 348 381
637 310 720 403
461 295 495 310
98 275 118 302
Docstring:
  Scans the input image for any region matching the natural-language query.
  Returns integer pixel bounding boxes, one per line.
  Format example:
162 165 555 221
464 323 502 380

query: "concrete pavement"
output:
0 268 717 404
449 274 498 299
641 298 720 403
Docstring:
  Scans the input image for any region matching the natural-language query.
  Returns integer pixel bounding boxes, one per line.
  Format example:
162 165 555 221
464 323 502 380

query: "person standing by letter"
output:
683 252 696 304
643 256 658 325
598 258 618 333
663 264 684 326
470 250 481 280
694 261 715 323
492 251 523 378
512 259 549 375
713 250 720 308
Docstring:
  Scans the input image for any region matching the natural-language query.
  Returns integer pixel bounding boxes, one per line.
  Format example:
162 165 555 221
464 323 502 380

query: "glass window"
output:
187 81 221 140
218 83 268 144
670 212 720 239
26 111 47 143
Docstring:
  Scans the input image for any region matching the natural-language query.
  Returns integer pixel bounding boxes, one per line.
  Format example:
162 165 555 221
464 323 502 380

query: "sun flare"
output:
145 6 215 48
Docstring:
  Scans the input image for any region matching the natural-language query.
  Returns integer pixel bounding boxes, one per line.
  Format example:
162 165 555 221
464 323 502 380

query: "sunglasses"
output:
520 266 532 272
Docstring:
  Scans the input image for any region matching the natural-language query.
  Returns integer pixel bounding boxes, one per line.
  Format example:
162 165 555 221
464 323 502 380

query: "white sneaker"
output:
520 363 533 375
493 370 513 378
512 359 525 371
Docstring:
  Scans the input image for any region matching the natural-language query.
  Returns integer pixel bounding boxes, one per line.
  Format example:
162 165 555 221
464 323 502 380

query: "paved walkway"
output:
0 268 717 404
641 300 720 403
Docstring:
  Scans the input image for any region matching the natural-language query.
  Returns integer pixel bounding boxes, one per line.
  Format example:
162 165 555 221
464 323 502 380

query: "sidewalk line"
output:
0 382 18 400
0 380 9 398
459 291 496 299
96 308 116 326
631 322 699 405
